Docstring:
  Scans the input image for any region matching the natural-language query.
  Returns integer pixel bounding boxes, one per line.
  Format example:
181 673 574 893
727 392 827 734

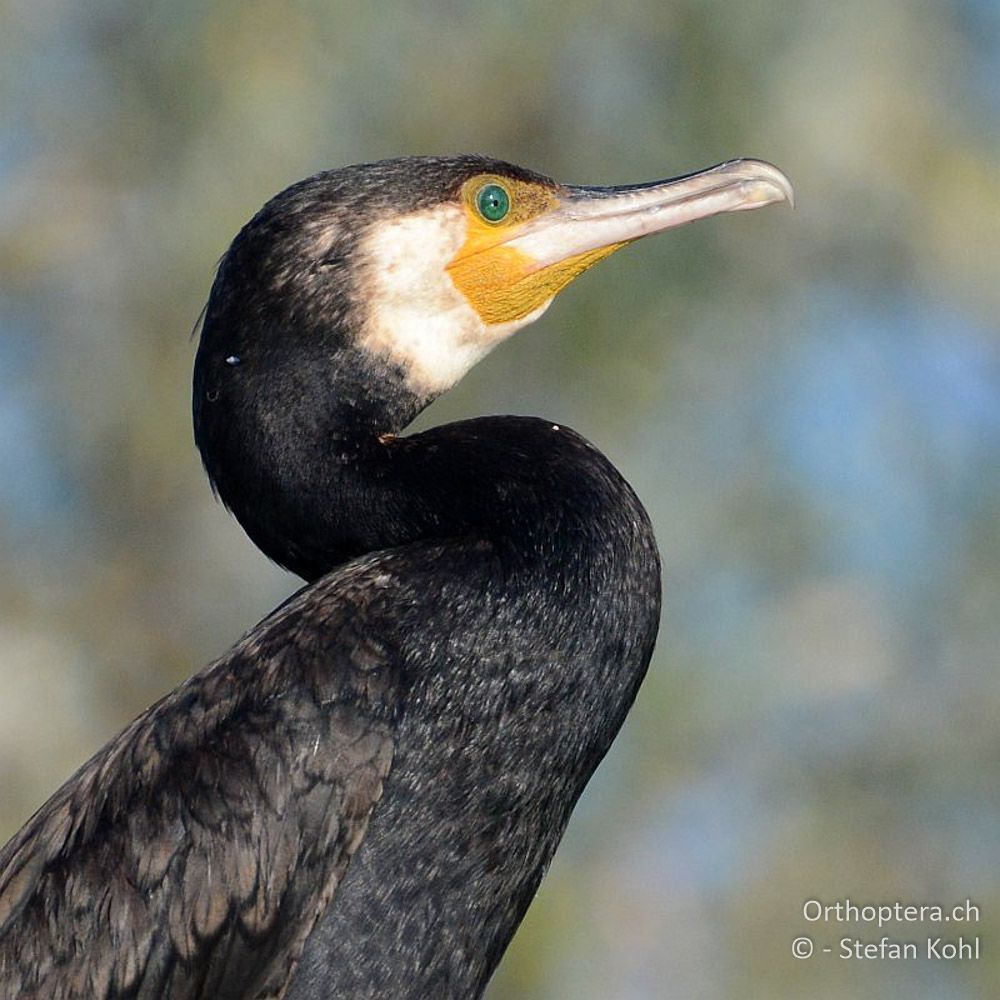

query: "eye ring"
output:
475 183 510 224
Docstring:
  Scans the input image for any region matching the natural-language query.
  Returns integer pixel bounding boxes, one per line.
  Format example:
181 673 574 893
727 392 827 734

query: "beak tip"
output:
779 177 796 211
743 159 795 211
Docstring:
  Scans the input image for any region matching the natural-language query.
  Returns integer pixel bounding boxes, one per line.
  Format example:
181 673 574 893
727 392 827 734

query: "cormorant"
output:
0 154 791 998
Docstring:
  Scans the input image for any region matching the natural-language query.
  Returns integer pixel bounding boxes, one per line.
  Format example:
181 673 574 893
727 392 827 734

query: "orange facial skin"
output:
447 175 625 325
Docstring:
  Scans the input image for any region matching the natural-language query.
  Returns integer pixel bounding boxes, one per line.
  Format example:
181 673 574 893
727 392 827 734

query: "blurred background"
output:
1 0 998 997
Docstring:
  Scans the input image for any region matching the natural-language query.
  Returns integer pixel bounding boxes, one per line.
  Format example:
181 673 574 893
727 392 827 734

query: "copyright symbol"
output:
792 936 813 959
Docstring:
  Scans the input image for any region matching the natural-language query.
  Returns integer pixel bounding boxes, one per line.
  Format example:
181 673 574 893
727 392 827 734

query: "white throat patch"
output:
357 206 550 396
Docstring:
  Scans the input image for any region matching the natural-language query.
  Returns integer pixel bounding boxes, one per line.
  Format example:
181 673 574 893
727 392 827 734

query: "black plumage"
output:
0 153 790 998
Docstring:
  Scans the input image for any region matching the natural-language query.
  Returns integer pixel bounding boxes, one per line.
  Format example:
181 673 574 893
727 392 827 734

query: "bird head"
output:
197 154 793 407
352 155 792 396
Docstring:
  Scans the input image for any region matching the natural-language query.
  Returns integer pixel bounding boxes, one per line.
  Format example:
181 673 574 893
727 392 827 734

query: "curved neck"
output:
195 333 439 580
194 326 638 590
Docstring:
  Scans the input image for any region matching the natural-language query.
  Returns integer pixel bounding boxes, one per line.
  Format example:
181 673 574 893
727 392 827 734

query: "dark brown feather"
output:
0 555 404 1000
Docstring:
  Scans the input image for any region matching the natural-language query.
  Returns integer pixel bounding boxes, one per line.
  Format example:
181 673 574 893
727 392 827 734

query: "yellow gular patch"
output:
446 175 626 326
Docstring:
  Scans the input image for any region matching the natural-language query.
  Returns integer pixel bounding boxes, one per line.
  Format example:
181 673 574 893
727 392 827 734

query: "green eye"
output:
476 183 510 223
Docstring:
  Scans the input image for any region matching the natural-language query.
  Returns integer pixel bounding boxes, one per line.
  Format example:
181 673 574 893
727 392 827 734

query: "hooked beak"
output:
510 158 794 269
446 158 793 327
